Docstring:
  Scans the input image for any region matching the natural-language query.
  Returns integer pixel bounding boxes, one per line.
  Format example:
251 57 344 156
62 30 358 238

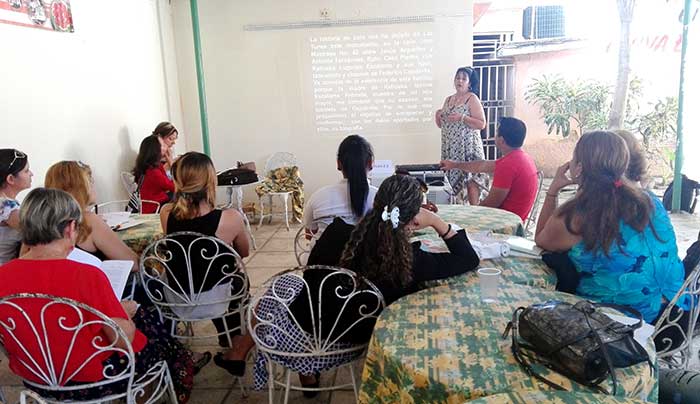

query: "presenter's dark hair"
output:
455 67 480 97
338 135 374 218
497 117 527 148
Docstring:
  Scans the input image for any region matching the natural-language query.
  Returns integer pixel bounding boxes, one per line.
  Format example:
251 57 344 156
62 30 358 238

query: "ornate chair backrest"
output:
264 152 297 174
293 228 318 266
653 262 700 368
20 389 48 404
140 232 249 323
120 172 137 196
95 199 161 214
248 266 385 358
0 294 135 398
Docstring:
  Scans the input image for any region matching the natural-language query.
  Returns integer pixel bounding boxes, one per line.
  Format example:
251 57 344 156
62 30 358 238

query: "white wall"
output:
171 0 473 203
0 0 184 202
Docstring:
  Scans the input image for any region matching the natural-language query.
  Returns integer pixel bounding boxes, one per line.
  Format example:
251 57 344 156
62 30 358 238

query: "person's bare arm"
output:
159 204 173 233
220 209 250 258
480 187 509 209
535 162 579 251
440 159 496 173
464 94 486 130
86 214 139 272
103 317 136 350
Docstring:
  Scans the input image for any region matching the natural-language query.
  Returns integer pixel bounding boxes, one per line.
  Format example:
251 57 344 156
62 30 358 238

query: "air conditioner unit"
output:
522 5 565 40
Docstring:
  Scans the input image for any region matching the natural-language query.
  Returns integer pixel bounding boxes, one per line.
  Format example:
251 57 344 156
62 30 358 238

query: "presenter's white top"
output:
303 179 378 233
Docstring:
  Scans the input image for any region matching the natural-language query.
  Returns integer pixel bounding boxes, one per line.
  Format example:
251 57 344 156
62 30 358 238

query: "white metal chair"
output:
140 232 250 345
293 227 319 266
20 390 48 404
653 263 700 368
524 170 545 235
120 172 137 196
248 266 385 404
258 152 297 231
0 293 176 404
95 199 161 214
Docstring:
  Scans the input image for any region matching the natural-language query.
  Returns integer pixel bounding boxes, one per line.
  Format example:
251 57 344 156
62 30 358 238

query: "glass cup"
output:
477 267 502 303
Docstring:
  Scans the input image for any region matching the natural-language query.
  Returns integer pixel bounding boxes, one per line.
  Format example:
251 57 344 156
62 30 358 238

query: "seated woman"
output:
303 134 377 236
0 188 209 403
0 149 32 264
133 135 174 213
535 131 689 349
219 174 480 392
45 161 139 272
614 129 648 187
152 121 179 172
159 152 250 350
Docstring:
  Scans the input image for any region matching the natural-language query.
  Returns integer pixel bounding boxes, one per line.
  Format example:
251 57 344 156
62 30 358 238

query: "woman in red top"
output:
133 135 174 213
0 188 208 402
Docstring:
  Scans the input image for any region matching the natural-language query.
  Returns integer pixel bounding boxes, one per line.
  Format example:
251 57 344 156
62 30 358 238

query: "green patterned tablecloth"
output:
116 214 163 255
360 283 658 404
424 205 524 237
412 233 556 290
466 390 650 404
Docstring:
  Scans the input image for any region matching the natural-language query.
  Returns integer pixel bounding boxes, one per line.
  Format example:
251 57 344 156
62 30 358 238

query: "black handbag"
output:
503 300 652 395
217 168 258 186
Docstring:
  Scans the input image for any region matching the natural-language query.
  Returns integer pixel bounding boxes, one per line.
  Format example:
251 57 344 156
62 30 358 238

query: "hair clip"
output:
381 206 400 229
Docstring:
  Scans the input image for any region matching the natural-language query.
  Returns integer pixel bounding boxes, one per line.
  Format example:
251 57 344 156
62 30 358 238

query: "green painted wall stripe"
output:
190 0 211 156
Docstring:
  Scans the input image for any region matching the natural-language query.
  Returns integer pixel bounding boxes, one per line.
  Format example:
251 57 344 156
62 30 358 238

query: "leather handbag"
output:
503 300 652 395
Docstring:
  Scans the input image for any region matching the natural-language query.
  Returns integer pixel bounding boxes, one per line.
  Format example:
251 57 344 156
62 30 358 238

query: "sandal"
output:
193 351 212 375
213 352 246 377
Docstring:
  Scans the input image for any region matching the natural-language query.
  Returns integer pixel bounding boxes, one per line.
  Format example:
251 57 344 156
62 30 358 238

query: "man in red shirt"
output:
440 117 538 221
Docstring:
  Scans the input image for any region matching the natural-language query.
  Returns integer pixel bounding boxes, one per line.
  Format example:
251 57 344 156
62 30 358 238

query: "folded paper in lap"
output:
68 248 132 300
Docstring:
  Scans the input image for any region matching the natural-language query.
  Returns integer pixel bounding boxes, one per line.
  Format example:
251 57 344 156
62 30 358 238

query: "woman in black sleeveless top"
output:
159 152 250 357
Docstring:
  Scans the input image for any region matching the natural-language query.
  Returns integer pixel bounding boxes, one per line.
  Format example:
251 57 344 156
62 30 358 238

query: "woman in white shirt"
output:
0 149 32 264
303 135 377 236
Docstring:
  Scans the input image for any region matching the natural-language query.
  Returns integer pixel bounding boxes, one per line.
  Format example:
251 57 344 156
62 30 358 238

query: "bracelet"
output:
440 223 452 238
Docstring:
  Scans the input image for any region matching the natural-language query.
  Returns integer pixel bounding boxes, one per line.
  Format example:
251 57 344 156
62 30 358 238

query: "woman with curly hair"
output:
339 174 481 304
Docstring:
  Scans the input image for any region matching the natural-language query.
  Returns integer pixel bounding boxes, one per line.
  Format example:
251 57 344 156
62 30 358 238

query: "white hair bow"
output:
381 206 400 229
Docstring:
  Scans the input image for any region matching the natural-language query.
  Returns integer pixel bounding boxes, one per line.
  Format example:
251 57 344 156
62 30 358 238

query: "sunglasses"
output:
7 150 26 171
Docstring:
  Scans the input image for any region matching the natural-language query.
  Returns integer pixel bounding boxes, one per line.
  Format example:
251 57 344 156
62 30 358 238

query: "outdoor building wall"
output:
0 0 184 202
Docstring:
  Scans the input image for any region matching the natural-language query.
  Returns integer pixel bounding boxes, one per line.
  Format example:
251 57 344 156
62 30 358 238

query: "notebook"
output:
505 237 543 257
67 248 132 300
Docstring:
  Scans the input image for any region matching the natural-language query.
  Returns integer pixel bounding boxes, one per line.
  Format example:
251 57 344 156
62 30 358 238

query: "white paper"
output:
99 261 133 300
99 212 131 228
68 249 132 300
604 313 656 348
506 236 543 257
112 220 145 231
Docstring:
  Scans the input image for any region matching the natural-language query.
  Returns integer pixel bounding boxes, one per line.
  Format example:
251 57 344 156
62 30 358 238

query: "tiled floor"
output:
0 219 358 404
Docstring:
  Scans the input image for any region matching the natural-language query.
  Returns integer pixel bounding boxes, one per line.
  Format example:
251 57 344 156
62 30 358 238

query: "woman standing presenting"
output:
435 67 487 205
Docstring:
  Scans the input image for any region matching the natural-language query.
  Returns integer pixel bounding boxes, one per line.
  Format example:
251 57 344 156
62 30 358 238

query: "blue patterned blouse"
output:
569 195 688 323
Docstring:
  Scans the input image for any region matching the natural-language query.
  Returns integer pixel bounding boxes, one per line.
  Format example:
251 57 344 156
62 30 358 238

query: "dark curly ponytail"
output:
339 175 423 287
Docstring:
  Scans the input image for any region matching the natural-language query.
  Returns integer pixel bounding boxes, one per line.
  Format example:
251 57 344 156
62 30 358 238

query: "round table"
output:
359 283 657 404
413 231 556 290
466 390 651 404
422 205 525 237
115 214 163 255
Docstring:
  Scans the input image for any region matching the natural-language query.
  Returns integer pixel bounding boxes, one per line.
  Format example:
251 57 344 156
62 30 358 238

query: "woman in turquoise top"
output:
535 131 688 327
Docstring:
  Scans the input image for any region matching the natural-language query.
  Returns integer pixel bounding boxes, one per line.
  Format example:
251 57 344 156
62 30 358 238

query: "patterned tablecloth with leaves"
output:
359 283 658 404
412 231 556 290
465 390 651 404
423 205 525 237
116 214 163 255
